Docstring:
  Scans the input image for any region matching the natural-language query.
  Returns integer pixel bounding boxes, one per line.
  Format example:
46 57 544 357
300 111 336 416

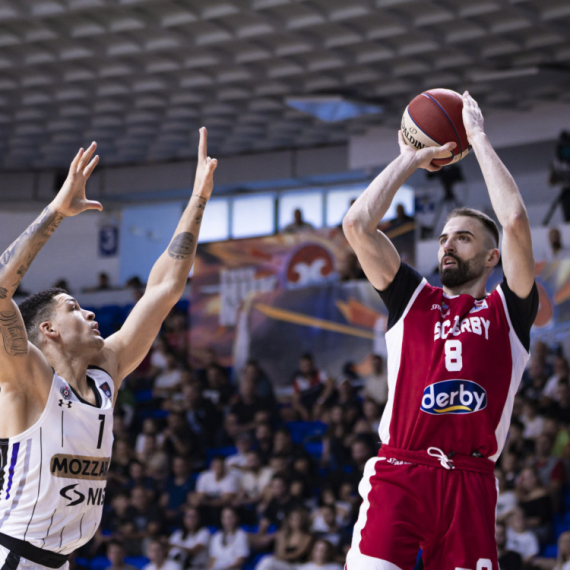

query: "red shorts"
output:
345 445 499 570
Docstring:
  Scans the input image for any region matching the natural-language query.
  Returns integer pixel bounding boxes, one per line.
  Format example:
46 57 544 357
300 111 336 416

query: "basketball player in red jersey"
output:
343 92 538 570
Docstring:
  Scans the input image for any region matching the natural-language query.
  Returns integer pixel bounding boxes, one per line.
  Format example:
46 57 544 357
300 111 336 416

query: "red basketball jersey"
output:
378 264 536 462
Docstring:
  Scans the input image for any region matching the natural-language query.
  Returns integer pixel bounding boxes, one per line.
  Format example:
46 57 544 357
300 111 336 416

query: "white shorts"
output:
0 545 69 570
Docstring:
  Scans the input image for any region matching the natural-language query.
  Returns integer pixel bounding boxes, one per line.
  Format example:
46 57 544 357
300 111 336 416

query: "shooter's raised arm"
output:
342 133 456 291
462 91 535 298
98 127 218 383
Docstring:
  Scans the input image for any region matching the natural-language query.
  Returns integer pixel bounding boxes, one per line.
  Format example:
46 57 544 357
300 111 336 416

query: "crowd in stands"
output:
67 297 570 570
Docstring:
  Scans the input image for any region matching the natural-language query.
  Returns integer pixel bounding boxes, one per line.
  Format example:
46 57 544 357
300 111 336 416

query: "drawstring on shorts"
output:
427 447 456 470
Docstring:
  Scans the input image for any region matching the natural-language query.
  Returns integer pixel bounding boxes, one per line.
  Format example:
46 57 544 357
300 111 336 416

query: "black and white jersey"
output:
0 368 114 555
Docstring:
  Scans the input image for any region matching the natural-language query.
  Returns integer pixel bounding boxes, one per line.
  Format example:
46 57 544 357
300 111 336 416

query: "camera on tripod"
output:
543 131 570 225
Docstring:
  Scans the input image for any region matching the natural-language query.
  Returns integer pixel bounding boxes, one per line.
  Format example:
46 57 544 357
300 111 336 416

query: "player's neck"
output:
47 351 91 394
442 279 487 300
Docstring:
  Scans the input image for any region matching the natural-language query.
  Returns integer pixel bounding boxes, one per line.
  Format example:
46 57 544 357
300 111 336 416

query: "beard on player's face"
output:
439 251 485 288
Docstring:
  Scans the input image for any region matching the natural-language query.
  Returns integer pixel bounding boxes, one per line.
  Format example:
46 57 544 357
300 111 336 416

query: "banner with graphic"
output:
190 230 570 377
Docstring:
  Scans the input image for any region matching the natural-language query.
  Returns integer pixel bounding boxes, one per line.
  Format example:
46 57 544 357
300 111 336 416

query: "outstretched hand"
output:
52 143 102 217
192 127 218 201
462 91 485 142
397 131 456 172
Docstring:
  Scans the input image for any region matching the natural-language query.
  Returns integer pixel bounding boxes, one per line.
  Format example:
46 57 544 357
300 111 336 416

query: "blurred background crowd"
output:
65 300 570 570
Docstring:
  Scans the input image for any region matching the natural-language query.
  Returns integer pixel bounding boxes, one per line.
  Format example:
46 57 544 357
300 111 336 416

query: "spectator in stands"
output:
153 352 185 399
108 439 134 492
496 469 517 522
387 203 415 230
544 228 570 261
495 522 522 570
521 358 549 403
189 456 239 526
143 540 181 570
53 278 71 293
136 419 162 457
241 360 276 406
130 486 166 549
282 209 314 234
233 450 274 510
362 355 388 407
256 508 314 570
254 423 275 465
253 475 300 552
521 399 545 440
515 466 553 543
204 364 234 409
83 271 113 293
106 541 138 570
161 456 196 523
126 460 156 493
545 382 570 423
226 433 254 470
168 507 210 570
298 539 343 570
208 507 249 570
544 356 570 402
506 419 535 462
362 399 382 434
161 411 202 462
176 382 222 448
230 375 274 433
273 429 301 459
215 412 242 448
291 353 331 420
506 507 539 563
311 504 341 548
163 306 188 357
321 406 351 470
533 434 565 499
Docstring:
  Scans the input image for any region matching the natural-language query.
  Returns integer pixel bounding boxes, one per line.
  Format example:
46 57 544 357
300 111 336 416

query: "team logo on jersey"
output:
60 484 106 507
60 386 71 400
50 454 111 481
469 299 489 314
100 382 112 399
421 380 487 415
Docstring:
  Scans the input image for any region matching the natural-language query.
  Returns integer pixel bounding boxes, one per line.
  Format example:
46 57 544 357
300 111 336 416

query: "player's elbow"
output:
502 210 530 237
342 212 369 241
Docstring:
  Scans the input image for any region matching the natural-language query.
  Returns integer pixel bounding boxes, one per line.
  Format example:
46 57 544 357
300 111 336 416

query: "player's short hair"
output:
18 287 67 347
446 208 499 249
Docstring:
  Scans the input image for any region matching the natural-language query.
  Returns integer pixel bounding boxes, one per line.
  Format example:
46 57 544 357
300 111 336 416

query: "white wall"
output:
0 209 121 294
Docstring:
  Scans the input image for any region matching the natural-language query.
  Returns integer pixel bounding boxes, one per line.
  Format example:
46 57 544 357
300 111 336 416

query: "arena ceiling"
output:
0 0 569 170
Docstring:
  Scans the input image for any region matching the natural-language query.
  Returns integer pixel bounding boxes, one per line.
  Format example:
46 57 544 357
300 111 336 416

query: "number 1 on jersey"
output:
445 340 463 371
97 414 105 449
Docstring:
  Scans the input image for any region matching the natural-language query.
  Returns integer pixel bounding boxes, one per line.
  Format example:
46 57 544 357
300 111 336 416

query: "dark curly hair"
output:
18 287 67 347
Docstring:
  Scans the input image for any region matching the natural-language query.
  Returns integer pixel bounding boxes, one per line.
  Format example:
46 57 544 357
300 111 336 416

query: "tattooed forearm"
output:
168 232 195 260
0 288 7 299
0 311 27 357
0 206 65 297
195 215 203 224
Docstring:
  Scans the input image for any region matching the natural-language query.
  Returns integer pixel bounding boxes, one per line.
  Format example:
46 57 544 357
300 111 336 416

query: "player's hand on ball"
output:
192 127 218 201
52 143 103 217
398 130 456 172
462 91 485 142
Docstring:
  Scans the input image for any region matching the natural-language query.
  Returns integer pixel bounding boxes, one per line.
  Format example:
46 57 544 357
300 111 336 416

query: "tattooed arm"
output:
97 128 218 384
0 145 101 388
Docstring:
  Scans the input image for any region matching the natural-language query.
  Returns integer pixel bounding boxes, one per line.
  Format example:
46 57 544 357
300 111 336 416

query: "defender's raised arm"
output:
342 133 456 291
0 144 100 378
98 127 218 383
